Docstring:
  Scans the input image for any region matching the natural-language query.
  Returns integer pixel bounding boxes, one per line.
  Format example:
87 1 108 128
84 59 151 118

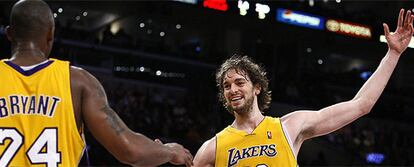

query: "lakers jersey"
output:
216 117 297 167
0 59 85 167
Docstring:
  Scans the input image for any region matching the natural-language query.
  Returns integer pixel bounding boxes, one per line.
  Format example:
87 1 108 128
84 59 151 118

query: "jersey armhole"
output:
214 135 218 167
281 121 298 159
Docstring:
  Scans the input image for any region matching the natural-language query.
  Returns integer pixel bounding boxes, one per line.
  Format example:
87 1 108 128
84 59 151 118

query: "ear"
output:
254 84 261 96
5 26 13 42
46 26 54 43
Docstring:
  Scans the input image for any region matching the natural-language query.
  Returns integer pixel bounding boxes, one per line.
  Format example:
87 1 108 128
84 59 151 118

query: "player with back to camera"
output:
0 0 193 166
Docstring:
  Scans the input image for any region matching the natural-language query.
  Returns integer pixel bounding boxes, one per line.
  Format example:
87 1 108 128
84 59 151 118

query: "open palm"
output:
384 9 414 54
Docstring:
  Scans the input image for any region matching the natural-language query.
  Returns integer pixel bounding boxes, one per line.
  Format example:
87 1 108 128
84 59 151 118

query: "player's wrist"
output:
163 144 177 161
387 48 403 58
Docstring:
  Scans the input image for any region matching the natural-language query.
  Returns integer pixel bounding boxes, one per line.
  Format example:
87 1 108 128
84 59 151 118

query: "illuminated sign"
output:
276 8 325 30
326 19 372 39
173 0 198 5
238 0 249 16
379 35 414 48
203 0 228 11
238 1 269 19
366 153 385 164
255 3 270 19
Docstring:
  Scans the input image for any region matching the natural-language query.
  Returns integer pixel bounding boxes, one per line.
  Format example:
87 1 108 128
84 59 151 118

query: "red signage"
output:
203 0 228 11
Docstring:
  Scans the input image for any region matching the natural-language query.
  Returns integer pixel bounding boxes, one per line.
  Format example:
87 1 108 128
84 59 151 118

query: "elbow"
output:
354 98 375 115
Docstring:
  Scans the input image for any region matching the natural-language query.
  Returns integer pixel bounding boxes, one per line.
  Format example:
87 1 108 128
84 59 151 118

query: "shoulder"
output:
70 66 89 78
69 66 102 92
70 66 87 87
203 137 216 150
280 110 310 126
194 137 216 166
198 137 216 156
280 110 313 145
70 66 99 84
280 110 310 136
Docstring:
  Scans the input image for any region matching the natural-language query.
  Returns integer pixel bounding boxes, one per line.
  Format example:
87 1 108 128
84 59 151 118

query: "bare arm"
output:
282 9 414 153
193 137 216 167
73 68 193 166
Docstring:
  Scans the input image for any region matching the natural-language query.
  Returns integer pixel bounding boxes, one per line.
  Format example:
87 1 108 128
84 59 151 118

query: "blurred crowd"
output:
327 119 413 165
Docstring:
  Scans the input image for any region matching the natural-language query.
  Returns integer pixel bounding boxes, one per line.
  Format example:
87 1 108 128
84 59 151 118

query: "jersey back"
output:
0 59 85 167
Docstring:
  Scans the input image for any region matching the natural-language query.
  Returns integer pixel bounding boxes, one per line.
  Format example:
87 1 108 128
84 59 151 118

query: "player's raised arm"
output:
282 9 414 152
71 67 193 167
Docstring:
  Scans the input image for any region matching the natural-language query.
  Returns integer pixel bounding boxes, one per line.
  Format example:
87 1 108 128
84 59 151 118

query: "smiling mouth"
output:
229 97 244 106
231 97 242 101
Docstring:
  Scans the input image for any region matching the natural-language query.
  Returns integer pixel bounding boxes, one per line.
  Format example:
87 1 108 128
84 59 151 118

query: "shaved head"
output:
9 0 54 41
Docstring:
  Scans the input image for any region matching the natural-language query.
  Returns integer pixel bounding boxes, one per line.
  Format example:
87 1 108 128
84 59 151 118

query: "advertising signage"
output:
276 8 325 30
237 1 270 19
326 19 372 39
203 0 228 11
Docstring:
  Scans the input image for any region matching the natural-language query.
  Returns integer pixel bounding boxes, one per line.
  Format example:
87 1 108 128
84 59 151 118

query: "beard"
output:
226 95 254 115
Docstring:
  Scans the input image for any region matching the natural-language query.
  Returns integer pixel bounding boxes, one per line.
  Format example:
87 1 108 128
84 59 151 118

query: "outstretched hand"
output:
155 139 194 167
383 9 414 55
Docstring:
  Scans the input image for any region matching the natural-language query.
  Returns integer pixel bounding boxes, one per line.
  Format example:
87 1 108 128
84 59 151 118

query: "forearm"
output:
353 49 401 110
297 51 401 139
122 132 174 166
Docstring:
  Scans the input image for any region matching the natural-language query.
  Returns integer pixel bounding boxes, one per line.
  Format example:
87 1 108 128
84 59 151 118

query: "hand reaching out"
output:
383 9 414 55
155 139 194 167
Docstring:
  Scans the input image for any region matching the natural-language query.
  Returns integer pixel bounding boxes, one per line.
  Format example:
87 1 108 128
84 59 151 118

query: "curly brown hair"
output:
216 54 272 114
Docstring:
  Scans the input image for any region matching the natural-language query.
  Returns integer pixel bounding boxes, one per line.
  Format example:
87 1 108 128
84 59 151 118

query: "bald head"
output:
9 0 54 42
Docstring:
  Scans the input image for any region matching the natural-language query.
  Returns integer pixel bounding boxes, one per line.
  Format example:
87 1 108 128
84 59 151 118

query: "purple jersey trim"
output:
4 60 54 76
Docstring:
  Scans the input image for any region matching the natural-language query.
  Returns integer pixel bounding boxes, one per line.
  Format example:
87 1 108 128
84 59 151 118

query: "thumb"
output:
383 23 390 37
154 139 163 144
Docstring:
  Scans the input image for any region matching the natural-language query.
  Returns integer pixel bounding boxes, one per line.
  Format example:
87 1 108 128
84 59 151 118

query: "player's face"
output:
222 69 257 114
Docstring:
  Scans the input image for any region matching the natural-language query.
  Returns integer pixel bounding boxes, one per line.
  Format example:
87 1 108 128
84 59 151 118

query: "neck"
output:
10 41 48 66
232 102 264 134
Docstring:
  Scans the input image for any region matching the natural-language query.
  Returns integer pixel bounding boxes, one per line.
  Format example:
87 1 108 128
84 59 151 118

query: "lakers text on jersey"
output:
215 117 297 167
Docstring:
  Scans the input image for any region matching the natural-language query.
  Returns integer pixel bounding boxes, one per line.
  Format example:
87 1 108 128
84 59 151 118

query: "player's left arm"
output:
282 9 414 147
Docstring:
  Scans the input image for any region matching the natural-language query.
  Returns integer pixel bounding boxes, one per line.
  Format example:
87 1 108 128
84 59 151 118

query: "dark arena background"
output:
1 0 413 166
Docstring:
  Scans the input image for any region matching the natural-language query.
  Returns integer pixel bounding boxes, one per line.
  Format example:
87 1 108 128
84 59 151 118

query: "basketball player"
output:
0 0 193 166
193 9 414 166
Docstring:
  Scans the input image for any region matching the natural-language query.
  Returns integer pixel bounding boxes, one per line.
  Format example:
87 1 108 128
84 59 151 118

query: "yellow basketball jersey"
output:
215 116 297 167
0 58 85 167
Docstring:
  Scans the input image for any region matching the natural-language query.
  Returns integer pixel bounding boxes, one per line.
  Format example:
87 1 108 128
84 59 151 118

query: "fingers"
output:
398 9 404 27
181 148 193 167
383 23 390 36
185 153 194 167
188 155 194 166
186 149 193 161
410 15 414 26
180 149 193 167
184 148 191 154
404 10 411 27
185 149 194 166
411 17 414 34
168 143 194 166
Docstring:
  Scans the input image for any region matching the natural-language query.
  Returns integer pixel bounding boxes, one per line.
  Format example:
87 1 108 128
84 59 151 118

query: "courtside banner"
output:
326 19 372 39
276 8 325 30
